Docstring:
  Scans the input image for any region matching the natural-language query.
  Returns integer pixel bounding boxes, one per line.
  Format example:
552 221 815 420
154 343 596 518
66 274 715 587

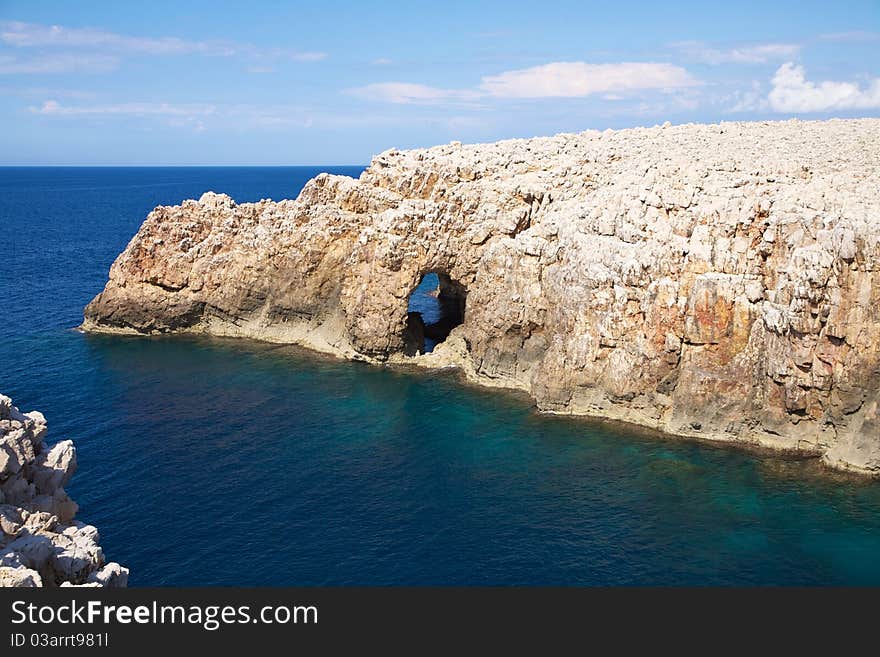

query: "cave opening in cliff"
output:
404 272 467 355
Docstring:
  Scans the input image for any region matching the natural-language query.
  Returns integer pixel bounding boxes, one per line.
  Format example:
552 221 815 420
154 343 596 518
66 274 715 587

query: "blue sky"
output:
1 0 878 164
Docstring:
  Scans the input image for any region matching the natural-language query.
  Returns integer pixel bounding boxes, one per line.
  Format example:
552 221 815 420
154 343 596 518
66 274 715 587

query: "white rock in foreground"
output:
0 394 128 587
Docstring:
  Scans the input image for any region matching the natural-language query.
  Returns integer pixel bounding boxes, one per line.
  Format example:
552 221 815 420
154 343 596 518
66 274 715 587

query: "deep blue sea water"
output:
2 166 880 586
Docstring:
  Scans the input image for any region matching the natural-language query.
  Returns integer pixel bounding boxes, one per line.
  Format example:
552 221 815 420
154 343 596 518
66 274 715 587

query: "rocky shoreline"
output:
0 394 127 587
83 118 880 477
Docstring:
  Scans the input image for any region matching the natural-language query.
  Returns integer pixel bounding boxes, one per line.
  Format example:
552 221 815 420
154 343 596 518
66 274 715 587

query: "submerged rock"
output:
0 394 127 587
83 119 880 477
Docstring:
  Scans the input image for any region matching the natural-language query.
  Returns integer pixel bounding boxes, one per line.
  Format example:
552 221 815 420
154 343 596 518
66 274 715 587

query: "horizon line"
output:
0 163 368 168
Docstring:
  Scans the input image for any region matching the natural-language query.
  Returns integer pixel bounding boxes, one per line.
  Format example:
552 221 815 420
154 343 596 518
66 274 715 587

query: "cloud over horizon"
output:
768 62 880 112
347 82 481 105
1 21 237 56
673 41 801 65
1 1 878 165
0 20 327 67
350 61 700 105
480 61 699 98
0 53 119 74
32 99 218 117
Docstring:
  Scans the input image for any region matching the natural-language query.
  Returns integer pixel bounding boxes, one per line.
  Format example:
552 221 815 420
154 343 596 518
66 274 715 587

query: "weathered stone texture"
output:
0 394 128 587
83 119 880 475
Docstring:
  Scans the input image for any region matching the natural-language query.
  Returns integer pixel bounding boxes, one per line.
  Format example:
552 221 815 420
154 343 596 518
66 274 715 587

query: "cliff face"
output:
84 119 880 476
0 394 127 587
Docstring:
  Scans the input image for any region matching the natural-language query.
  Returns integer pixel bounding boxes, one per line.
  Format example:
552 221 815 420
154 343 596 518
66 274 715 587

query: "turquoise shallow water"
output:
2 166 880 585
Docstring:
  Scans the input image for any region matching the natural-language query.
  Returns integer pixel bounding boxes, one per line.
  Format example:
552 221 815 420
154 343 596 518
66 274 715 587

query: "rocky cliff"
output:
0 394 127 587
83 118 880 476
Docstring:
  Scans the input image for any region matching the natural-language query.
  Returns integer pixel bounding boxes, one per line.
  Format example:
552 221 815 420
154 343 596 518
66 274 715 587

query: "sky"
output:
1 0 878 165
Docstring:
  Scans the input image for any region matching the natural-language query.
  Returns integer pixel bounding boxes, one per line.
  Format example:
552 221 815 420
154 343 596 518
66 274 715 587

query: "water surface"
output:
2 166 879 585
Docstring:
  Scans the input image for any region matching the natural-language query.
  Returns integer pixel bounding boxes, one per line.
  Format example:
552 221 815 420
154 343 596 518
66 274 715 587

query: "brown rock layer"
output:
83 119 880 476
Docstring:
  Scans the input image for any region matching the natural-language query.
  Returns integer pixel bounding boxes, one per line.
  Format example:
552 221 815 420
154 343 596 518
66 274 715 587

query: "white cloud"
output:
286 51 327 62
0 21 326 62
32 99 217 117
0 85 96 99
767 62 880 112
480 62 699 98
348 61 699 106
0 20 236 56
725 81 767 112
29 99 218 133
242 46 326 64
28 99 331 130
673 41 801 65
24 95 495 135
224 104 314 128
631 91 702 115
0 53 119 74
347 82 481 105
371 58 393 66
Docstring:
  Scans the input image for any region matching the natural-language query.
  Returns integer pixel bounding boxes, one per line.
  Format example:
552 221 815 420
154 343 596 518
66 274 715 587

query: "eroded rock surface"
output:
83 119 880 476
0 394 127 587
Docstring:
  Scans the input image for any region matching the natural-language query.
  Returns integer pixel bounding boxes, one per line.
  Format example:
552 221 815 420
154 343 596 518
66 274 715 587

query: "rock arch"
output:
403 271 467 356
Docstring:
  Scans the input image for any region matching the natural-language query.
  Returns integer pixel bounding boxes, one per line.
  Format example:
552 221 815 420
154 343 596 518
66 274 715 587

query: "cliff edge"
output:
83 118 880 476
0 394 127 587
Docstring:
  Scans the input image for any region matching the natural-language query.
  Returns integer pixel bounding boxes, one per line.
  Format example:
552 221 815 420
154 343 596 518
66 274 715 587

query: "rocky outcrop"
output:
0 394 127 587
83 119 880 476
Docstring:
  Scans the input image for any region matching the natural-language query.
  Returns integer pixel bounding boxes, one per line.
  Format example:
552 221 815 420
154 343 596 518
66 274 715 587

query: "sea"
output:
2 166 880 586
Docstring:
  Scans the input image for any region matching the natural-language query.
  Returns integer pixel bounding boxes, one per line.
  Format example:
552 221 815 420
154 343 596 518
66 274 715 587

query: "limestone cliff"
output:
0 394 127 587
83 119 880 476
